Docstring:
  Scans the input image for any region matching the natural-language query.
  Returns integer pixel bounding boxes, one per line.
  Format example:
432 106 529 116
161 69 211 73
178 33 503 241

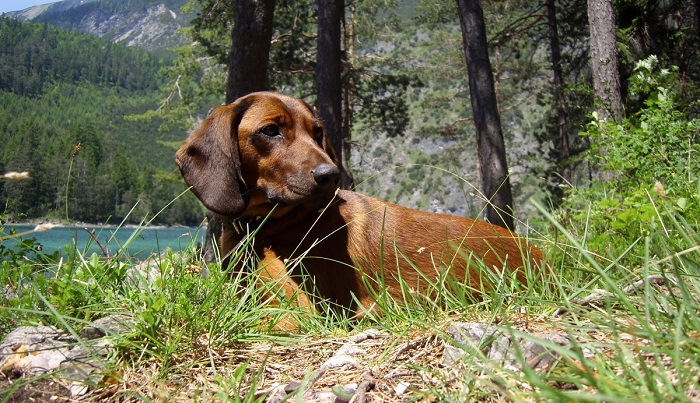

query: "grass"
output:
1 193 700 402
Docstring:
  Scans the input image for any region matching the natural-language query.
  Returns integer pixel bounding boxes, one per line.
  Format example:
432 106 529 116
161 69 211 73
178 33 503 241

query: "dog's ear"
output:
176 103 247 217
320 130 340 166
302 99 340 166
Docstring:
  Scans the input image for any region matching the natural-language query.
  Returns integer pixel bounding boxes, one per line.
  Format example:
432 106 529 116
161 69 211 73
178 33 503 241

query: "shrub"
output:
563 56 700 272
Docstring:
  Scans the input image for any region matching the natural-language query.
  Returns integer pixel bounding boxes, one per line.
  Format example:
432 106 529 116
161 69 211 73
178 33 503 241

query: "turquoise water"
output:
1 225 204 260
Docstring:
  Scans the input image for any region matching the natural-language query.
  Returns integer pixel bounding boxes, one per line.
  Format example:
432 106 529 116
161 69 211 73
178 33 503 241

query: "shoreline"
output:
2 222 200 230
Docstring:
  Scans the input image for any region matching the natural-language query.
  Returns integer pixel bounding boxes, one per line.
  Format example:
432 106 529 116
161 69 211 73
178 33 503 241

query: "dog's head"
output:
176 92 341 218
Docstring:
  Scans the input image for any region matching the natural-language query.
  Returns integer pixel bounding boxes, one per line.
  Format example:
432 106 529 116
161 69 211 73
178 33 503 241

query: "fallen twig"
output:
352 372 376 403
553 274 673 317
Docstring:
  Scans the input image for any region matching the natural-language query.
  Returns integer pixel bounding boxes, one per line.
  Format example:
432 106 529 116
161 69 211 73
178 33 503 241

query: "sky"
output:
0 0 64 14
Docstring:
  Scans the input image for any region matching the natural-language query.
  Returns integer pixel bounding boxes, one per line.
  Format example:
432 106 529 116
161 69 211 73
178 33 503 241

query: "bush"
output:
563 56 700 272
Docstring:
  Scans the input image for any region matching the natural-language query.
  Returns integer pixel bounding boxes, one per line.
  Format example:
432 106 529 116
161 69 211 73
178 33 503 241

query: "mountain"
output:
4 0 191 51
0 17 203 225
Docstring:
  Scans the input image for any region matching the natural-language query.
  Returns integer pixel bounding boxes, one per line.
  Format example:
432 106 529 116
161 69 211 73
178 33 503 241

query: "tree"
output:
587 0 623 183
203 0 276 262
226 0 276 103
587 0 623 123
455 0 514 230
546 0 571 184
316 0 353 188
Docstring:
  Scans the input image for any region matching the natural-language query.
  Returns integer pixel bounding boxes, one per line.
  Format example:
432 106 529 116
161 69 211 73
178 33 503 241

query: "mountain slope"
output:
6 0 191 51
0 18 201 225
0 17 164 96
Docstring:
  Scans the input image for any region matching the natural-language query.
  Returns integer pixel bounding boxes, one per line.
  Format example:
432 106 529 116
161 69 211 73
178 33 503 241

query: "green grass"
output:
1 193 700 402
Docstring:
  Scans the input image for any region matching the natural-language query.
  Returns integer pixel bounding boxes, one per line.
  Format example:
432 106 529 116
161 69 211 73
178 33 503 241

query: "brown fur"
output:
176 92 544 329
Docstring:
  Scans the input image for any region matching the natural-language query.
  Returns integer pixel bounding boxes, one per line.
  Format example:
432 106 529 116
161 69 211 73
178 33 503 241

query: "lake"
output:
1 224 204 260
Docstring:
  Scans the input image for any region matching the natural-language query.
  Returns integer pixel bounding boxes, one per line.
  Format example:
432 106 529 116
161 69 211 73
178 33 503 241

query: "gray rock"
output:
0 314 134 396
443 322 570 371
125 255 165 290
3 284 19 301
79 314 135 340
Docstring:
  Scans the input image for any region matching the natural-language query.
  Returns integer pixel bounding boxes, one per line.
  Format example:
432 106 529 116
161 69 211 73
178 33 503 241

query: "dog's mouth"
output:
287 183 322 197
267 183 336 208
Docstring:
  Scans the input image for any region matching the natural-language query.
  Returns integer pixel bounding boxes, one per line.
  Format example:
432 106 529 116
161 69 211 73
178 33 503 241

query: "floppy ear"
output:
321 132 340 166
302 99 340 166
176 103 247 217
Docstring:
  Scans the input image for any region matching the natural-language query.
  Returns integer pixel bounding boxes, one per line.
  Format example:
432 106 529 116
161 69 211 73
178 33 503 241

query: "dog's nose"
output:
312 164 341 189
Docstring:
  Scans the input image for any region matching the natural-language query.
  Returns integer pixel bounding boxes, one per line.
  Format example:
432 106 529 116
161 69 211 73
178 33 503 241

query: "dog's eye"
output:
260 124 281 138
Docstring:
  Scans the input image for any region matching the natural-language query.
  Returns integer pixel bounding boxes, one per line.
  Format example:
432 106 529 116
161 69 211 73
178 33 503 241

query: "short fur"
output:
176 92 544 329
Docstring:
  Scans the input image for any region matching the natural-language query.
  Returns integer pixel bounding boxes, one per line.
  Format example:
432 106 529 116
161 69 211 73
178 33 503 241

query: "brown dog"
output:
176 92 544 328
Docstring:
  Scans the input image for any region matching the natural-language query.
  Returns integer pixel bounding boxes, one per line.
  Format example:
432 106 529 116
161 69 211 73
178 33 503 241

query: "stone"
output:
79 314 135 340
443 322 570 372
0 314 134 397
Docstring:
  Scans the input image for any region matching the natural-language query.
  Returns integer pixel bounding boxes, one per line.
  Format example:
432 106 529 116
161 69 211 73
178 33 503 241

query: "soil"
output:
1 375 73 402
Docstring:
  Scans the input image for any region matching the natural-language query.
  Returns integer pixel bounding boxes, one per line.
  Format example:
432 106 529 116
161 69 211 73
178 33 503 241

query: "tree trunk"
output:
696 0 700 39
588 0 623 183
455 0 515 230
205 0 276 263
341 2 356 189
587 0 623 123
316 0 353 188
225 0 276 103
546 0 571 184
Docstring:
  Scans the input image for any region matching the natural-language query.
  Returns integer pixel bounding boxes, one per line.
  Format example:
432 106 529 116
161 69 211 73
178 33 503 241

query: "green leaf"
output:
676 198 687 210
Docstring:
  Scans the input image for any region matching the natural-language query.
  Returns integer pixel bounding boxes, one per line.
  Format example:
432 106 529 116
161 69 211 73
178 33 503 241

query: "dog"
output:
176 92 544 329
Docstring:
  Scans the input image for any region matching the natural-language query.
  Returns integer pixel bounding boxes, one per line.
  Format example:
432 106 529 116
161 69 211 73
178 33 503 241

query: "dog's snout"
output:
312 164 341 189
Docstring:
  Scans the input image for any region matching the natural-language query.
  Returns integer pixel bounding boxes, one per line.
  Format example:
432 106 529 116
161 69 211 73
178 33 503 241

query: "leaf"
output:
676 198 687 210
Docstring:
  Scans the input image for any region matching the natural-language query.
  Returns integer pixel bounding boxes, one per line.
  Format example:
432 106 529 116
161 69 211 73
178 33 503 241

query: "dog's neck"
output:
220 205 308 246
217 214 265 267
228 215 265 235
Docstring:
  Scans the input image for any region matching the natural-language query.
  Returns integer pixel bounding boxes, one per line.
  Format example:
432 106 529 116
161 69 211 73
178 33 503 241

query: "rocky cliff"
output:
5 0 191 51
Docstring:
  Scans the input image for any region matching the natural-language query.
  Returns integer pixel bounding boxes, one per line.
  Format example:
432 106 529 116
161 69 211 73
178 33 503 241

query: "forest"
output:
158 0 700 218
1 0 699 230
0 17 204 225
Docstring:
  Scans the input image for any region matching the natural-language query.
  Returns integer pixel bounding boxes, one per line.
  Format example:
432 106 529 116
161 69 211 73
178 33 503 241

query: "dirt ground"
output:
0 329 459 402
1 376 74 402
0 321 559 402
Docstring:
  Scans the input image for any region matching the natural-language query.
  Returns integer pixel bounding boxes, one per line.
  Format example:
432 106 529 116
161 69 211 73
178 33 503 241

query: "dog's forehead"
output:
242 93 318 127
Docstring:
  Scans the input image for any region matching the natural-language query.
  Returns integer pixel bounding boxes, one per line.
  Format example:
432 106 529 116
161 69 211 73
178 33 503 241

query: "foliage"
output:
616 0 700 106
0 223 59 333
4 197 700 400
350 0 560 216
528 197 700 402
0 18 163 96
4 1 700 400
0 82 204 225
589 57 699 192
155 0 419 138
354 73 418 138
0 19 203 225
562 57 700 268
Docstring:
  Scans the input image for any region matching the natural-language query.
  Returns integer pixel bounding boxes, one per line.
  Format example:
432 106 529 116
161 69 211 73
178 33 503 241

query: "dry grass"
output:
71 314 575 402
89 328 447 401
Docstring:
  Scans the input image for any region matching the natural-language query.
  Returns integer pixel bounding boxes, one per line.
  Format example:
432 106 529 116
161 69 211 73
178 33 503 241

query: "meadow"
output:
1 58 699 401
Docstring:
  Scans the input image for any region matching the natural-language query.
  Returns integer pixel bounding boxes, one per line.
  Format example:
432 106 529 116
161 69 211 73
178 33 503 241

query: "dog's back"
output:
247 189 544 314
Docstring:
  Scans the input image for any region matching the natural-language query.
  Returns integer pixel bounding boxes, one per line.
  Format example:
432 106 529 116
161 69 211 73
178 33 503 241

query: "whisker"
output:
241 186 262 197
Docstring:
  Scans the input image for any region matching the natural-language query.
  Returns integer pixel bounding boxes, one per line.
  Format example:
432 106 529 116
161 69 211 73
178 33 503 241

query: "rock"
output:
443 322 570 371
79 314 135 340
3 284 19 301
0 326 68 374
0 314 134 397
125 255 166 290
